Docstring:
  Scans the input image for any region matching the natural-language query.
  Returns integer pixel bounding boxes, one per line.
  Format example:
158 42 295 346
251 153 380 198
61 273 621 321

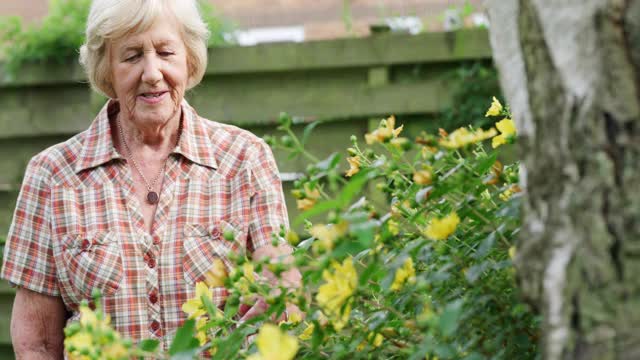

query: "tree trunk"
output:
485 0 640 359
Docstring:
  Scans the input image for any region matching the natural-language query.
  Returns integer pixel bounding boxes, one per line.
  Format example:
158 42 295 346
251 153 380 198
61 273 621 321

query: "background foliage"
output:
0 0 235 74
439 61 501 131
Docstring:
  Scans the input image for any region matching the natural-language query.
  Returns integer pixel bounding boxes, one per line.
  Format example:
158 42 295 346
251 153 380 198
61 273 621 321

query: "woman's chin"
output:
133 103 177 122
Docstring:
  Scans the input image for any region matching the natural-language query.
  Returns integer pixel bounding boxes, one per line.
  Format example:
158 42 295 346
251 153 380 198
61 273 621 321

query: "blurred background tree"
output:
487 1 640 358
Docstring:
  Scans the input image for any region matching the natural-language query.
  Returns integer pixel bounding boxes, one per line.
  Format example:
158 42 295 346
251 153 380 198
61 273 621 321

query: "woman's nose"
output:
141 55 163 84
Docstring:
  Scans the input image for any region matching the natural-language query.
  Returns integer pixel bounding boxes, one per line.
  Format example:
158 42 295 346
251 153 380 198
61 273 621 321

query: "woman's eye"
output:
159 51 174 57
125 54 141 62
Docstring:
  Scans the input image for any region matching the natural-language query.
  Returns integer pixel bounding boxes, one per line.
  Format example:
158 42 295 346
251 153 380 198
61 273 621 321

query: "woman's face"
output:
109 17 189 130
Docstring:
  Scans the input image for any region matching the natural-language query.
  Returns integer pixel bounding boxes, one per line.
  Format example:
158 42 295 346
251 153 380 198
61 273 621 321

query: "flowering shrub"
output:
64 293 158 360
64 97 537 359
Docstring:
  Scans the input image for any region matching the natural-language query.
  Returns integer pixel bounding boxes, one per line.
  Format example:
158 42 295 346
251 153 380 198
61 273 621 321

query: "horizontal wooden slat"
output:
0 74 454 139
206 29 491 74
189 76 454 127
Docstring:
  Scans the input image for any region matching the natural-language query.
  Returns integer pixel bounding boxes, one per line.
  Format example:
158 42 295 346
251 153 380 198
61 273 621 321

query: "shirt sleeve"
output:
1 155 60 296
246 138 290 252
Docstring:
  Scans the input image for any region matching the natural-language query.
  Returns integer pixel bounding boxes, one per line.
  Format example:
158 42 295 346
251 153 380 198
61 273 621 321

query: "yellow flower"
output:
65 332 93 353
329 304 352 332
285 230 300 245
492 118 517 148
299 322 315 340
102 343 128 359
243 262 256 283
424 212 461 240
248 324 299 360
233 262 257 297
485 96 503 117
365 115 404 144
316 257 357 331
182 282 212 319
194 317 209 346
356 332 384 351
79 305 99 328
417 303 434 324
296 184 321 210
364 132 378 145
288 311 303 324
203 258 228 288
346 156 361 177
387 219 399 236
370 332 384 347
499 188 514 201
278 310 303 326
421 145 438 159
389 137 409 150
66 305 134 360
412 168 433 185
387 116 404 138
391 258 416 291
509 246 516 260
439 127 497 149
296 198 315 211
309 221 348 252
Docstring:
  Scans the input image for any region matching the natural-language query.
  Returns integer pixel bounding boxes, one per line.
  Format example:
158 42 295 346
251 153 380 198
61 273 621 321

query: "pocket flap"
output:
183 224 209 237
63 231 115 252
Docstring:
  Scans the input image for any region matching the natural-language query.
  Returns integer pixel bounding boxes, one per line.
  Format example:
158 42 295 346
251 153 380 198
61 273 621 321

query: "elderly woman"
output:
1 0 301 357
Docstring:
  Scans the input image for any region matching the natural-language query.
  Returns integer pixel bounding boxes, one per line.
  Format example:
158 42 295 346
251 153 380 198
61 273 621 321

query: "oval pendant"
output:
147 191 159 204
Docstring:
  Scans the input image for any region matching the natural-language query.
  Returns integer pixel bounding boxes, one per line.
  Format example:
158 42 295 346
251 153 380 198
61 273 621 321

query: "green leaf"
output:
301 121 321 146
438 299 464 337
331 238 368 258
463 353 486 360
212 327 250 360
435 344 457 358
311 320 324 350
465 262 488 284
293 199 341 226
201 294 221 322
359 262 383 286
224 301 240 319
338 169 373 207
169 319 200 356
315 152 341 172
475 232 496 259
139 339 160 353
474 152 497 174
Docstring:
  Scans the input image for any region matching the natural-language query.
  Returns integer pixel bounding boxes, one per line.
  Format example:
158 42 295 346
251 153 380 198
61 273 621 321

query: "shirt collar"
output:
173 100 218 170
75 99 217 174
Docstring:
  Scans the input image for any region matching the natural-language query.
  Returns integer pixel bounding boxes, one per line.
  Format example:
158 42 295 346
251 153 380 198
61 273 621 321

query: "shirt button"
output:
153 235 161 245
211 228 221 238
148 256 156 269
149 291 158 304
81 239 91 250
150 320 160 332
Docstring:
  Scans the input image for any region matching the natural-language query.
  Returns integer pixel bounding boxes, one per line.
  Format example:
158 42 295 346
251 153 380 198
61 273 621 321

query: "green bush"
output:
0 0 235 75
64 97 539 359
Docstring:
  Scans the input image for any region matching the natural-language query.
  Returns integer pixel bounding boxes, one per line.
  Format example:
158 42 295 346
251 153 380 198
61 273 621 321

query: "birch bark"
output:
485 1 640 358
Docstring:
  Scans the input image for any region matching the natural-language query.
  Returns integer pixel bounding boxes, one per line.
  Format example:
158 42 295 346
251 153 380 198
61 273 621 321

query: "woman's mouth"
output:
138 91 168 104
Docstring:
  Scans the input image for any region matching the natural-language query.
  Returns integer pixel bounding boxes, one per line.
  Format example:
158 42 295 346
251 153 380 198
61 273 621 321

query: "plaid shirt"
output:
1 99 290 352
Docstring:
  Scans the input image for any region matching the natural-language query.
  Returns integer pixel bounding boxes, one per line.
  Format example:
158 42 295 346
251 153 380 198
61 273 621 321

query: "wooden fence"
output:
0 28 492 355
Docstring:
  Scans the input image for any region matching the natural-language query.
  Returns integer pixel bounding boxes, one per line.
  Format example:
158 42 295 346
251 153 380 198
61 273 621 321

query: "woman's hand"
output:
238 243 304 323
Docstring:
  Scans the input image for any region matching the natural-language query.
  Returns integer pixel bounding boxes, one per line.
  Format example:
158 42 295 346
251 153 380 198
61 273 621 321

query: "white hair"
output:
79 0 210 98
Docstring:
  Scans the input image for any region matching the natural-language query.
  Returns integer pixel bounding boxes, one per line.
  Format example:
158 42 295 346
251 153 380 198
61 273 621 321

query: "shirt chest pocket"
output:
182 220 244 286
59 232 123 299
